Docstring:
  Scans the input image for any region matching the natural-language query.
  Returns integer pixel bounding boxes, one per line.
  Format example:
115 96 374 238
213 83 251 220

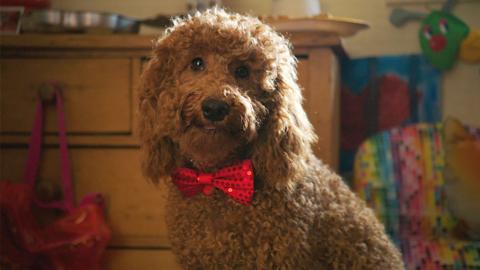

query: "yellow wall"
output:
51 0 480 126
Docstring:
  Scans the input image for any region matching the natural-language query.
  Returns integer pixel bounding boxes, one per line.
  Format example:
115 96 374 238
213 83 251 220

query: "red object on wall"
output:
341 85 369 151
0 0 50 9
377 74 410 131
341 74 412 152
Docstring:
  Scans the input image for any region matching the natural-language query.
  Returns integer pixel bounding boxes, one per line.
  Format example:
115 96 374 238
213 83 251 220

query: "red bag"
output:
0 87 111 269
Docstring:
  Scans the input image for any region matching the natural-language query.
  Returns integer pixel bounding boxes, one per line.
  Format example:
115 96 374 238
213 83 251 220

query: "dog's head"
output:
138 9 316 187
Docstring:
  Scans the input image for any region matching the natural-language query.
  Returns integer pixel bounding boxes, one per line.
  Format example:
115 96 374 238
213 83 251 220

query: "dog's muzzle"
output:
201 98 230 122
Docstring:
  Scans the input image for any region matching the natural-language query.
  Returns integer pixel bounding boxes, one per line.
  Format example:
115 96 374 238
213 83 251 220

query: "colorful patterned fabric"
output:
340 55 441 177
354 123 480 269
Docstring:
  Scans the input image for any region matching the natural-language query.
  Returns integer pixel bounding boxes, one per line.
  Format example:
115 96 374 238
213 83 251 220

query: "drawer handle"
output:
38 83 59 102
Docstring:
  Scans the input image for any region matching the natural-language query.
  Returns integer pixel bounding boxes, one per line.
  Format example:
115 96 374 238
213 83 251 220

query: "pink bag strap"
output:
24 84 74 211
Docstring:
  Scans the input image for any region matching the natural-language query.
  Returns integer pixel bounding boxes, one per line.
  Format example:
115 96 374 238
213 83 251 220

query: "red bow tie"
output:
171 160 254 205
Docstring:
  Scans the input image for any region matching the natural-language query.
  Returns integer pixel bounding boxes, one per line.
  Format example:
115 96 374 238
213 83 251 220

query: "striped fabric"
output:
353 123 480 269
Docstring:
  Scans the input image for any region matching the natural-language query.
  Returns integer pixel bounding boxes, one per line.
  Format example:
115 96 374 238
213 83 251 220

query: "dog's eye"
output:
235 65 249 79
191 57 204 71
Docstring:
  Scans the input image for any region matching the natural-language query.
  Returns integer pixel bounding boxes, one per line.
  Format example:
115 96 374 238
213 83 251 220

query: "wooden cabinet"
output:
295 49 340 170
1 58 132 133
0 33 341 268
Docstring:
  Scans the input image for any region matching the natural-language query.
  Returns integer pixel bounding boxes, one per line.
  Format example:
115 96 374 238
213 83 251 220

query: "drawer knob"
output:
38 83 57 102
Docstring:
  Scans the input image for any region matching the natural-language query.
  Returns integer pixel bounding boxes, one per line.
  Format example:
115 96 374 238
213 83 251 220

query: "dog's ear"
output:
251 56 317 188
137 40 178 184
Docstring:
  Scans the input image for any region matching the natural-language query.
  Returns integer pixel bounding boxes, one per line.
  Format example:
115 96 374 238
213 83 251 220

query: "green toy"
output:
390 0 472 70
419 11 469 70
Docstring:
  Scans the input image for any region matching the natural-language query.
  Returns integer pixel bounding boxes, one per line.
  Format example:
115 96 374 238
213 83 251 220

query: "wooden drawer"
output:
105 249 181 270
0 58 133 135
0 148 170 248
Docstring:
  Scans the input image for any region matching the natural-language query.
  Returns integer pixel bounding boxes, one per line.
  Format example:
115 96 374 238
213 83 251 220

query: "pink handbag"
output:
0 86 111 269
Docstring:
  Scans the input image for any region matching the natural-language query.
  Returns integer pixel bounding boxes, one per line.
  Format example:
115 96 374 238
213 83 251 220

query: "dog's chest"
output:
165 186 318 268
167 190 281 239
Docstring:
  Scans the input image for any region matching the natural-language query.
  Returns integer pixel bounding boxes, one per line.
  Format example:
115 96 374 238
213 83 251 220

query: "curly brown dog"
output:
138 8 404 270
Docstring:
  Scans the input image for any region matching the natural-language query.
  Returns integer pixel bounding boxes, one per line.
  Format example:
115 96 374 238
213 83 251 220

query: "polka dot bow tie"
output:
171 160 254 205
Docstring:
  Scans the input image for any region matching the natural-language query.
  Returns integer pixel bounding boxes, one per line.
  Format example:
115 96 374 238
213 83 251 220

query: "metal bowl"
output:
21 9 141 33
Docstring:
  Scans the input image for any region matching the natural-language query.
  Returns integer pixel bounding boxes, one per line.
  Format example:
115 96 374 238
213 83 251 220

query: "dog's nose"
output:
201 98 230 122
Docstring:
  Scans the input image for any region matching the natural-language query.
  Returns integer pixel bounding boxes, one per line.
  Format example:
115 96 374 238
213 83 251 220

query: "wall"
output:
51 0 480 126
317 0 480 127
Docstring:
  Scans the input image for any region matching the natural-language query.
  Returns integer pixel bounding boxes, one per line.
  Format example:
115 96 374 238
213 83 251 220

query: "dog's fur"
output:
138 9 404 269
